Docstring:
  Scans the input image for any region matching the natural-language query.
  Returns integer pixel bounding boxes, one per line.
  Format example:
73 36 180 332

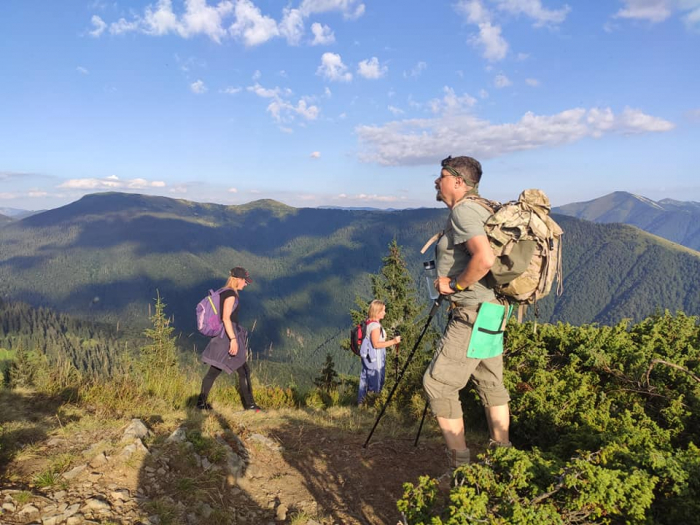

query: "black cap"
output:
231 267 252 283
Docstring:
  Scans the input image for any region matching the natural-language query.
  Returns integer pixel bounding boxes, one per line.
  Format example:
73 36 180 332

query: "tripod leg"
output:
363 298 443 448
414 399 430 447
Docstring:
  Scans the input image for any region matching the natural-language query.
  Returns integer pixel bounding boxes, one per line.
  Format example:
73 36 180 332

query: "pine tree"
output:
314 352 341 392
349 240 440 410
140 292 182 403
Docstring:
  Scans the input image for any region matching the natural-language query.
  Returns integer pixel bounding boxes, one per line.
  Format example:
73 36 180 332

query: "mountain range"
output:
553 191 700 251
2 191 700 366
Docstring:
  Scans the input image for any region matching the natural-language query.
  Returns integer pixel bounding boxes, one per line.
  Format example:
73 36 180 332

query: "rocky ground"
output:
0 390 455 524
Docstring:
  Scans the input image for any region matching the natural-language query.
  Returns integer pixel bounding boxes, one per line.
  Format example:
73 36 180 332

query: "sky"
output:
1 0 699 211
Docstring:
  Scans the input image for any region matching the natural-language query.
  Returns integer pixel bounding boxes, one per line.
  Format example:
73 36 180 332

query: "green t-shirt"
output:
436 199 496 306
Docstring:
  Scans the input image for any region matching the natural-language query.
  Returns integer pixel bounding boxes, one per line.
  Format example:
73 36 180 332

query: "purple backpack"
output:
196 287 234 337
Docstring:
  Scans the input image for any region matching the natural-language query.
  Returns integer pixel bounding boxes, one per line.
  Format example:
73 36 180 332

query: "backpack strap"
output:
420 231 443 254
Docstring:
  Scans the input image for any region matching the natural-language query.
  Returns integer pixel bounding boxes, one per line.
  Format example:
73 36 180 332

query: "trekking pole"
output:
363 296 444 448
414 399 430 447
394 330 400 382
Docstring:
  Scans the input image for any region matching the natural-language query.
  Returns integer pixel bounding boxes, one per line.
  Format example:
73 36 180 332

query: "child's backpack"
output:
477 189 563 309
196 287 233 337
349 319 369 356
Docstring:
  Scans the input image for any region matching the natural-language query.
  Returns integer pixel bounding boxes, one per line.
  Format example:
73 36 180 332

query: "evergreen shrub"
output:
398 311 700 524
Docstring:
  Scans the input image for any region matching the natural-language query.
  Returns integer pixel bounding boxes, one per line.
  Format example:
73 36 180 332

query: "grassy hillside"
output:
2 192 700 367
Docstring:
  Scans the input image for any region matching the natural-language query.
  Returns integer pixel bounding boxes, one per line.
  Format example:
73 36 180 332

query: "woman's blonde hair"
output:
224 276 238 288
368 299 385 320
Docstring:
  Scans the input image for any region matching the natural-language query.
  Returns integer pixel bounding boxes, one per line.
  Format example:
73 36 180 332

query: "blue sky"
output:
1 0 699 211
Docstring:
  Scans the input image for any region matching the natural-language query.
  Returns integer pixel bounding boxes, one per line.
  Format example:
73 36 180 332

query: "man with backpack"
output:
423 155 512 469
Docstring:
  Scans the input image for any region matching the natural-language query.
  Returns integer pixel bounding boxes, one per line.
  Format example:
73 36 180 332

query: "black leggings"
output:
200 364 255 408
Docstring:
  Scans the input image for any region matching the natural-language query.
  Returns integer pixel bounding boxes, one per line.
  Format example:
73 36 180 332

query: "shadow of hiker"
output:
0 388 81 481
135 395 274 524
261 412 447 525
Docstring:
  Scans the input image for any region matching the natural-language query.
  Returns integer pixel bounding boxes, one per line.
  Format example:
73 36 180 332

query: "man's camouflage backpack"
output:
422 188 563 321
473 189 563 317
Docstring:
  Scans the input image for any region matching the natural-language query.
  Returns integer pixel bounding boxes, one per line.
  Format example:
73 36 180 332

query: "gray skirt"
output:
201 325 248 374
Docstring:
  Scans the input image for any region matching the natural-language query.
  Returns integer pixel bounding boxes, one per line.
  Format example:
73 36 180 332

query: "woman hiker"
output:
196 267 262 412
357 299 401 404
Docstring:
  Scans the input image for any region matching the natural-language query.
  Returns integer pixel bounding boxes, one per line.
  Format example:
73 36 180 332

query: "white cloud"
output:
279 7 304 45
428 86 477 114
310 22 335 45
247 82 289 98
492 0 571 27
324 87 332 97
356 106 674 166
335 193 403 203
220 86 242 94
77 66 89 75
190 79 207 93
613 0 700 28
473 22 509 61
299 0 366 19
89 15 107 37
59 176 167 190
614 0 673 22
229 0 279 46
388 105 404 116
357 57 387 79
494 74 512 88
252 69 261 80
310 151 321 158
110 17 141 35
27 191 48 198
404 61 427 78
479 89 489 98
525 77 540 87
228 187 238 193
0 193 18 200
317 52 352 82
267 98 319 123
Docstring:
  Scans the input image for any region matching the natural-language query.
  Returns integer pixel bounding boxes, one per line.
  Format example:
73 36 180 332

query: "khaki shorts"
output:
423 305 510 419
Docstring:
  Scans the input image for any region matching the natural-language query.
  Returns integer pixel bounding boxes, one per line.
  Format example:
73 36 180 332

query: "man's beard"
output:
435 188 444 202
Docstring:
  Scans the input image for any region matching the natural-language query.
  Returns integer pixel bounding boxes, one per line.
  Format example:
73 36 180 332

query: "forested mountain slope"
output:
554 191 700 250
2 192 700 362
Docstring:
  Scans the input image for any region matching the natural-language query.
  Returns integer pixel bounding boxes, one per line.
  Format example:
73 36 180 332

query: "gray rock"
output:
84 498 111 511
41 514 62 525
62 464 87 480
166 427 187 443
121 419 151 442
111 489 130 501
2 502 16 512
201 457 212 470
201 503 213 518
248 433 283 452
275 504 288 521
52 491 67 502
89 452 108 468
18 504 40 517
63 503 81 517
66 516 85 525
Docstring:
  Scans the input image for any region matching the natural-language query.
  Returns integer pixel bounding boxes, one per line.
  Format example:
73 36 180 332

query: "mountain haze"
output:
2 192 700 365
554 191 700 250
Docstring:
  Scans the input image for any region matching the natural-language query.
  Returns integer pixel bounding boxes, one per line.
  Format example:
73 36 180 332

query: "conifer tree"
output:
140 292 182 403
314 352 341 392
350 240 439 409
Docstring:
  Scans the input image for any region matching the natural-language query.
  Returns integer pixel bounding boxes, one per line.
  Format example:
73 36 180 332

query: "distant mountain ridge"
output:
3 191 700 367
553 191 700 250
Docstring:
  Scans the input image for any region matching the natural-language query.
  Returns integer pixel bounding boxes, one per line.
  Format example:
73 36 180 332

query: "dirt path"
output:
1 390 451 524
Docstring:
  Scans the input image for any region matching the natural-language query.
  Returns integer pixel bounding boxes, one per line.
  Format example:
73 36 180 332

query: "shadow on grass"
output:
0 388 82 480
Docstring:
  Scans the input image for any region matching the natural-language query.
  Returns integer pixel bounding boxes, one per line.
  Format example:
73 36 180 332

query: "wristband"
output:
455 281 466 291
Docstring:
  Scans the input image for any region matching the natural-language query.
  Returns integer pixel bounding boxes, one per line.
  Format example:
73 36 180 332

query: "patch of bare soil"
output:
1 391 459 524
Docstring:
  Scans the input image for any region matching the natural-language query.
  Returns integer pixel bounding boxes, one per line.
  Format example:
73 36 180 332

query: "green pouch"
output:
467 303 512 359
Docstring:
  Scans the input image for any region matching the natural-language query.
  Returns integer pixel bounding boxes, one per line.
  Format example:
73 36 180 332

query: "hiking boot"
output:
487 438 512 449
245 404 263 413
196 401 213 410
